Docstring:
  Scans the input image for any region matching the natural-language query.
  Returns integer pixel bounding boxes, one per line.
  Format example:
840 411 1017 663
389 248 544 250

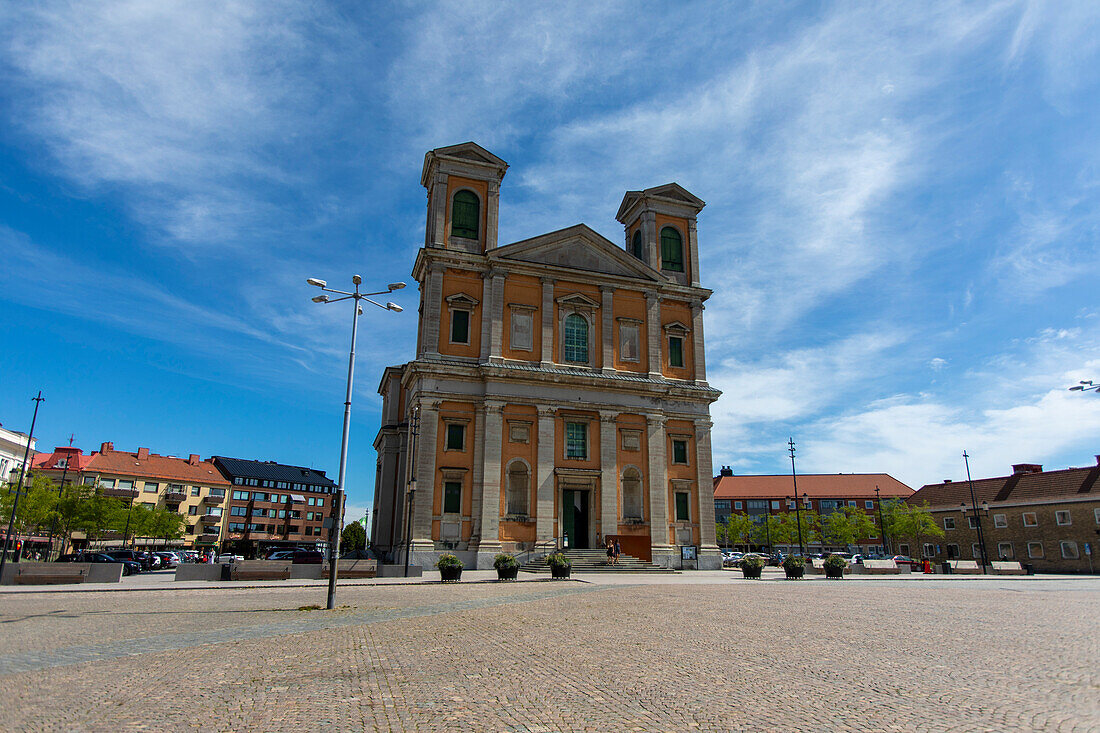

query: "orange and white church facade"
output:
371 142 722 569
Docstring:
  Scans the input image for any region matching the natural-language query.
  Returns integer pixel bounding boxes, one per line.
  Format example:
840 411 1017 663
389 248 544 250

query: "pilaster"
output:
646 412 672 566
475 400 505 564
411 401 439 550
645 291 662 379
691 300 708 386
489 271 506 363
599 411 619 541
469 405 486 542
600 286 615 374
430 172 448 248
694 418 721 569
479 273 493 362
422 265 444 359
535 405 556 542
687 219 701 287
642 211 658 270
540 277 555 367
486 180 500 251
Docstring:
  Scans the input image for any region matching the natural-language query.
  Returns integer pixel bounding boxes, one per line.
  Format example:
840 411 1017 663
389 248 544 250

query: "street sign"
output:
1085 543 1091 555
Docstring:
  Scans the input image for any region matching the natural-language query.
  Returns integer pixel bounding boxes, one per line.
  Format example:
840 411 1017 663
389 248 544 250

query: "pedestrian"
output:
613 539 621 566
606 538 614 566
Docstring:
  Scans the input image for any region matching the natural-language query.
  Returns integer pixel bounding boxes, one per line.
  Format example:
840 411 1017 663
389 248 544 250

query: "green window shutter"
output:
446 424 465 450
563 314 588 363
631 230 643 259
660 227 684 272
451 310 469 344
669 336 684 368
444 482 462 514
676 492 690 521
673 439 688 464
451 190 480 239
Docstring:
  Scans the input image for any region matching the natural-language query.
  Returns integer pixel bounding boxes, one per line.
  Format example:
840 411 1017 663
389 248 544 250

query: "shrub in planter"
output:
782 555 805 579
823 554 847 579
494 553 519 581
546 552 571 579
740 554 766 579
435 553 463 582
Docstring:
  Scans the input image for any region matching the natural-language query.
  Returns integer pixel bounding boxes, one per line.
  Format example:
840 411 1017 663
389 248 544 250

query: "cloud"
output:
928 358 948 371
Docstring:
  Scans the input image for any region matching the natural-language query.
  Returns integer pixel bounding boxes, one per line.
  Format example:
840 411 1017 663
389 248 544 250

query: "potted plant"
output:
823 554 847 579
739 554 766 579
494 552 519 581
782 554 805 579
546 552 571 579
436 553 463 582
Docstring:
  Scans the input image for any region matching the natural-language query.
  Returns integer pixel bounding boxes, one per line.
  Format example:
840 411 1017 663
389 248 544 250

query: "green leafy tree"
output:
1 474 59 535
723 513 756 551
821 506 879 548
148 506 187 548
79 489 128 544
751 514 782 550
53 482 95 555
884 500 943 559
715 522 729 548
340 521 366 552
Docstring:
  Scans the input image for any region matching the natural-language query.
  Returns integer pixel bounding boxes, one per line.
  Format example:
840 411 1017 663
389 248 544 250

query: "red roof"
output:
86 447 231 486
713 473 914 500
909 462 1100 508
31 446 95 473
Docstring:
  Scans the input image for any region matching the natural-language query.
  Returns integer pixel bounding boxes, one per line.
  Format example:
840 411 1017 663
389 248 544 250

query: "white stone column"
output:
540 277 555 368
687 219 701 287
486 180 500 251
411 401 439 553
600 285 615 373
694 418 721 569
469 405 486 543
599 411 619 541
535 405 556 542
691 300 708 386
479 273 493 362
646 413 673 566
422 265 444 360
642 211 658 269
645 291 662 379
475 400 504 566
489 271 505 363
431 172 448 248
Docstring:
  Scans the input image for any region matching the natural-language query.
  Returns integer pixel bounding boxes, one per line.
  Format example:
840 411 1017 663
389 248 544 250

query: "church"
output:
371 142 721 569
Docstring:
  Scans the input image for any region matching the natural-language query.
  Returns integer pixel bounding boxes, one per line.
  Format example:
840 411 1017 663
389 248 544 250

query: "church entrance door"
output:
562 489 590 549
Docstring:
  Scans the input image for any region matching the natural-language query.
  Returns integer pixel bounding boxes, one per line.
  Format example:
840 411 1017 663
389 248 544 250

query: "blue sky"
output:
2 2 1100 523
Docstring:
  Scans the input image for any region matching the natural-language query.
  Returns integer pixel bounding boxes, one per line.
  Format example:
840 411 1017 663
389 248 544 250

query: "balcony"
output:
198 533 220 543
201 513 222 523
203 491 226 504
164 490 187 503
101 487 138 499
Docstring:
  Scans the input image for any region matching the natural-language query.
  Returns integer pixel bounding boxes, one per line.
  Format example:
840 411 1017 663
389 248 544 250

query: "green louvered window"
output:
563 313 588 363
443 481 462 514
451 190 479 239
631 230 643 259
660 227 684 272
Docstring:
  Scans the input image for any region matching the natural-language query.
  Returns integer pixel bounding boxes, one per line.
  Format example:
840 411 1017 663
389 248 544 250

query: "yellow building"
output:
373 142 721 569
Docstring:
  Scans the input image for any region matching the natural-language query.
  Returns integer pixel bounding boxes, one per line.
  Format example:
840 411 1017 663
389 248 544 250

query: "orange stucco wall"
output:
553 280 603 367
499 404 538 543
666 418 699 546
501 274 542 362
433 401 476 542
438 269 483 358
612 289 648 373
660 299 694 379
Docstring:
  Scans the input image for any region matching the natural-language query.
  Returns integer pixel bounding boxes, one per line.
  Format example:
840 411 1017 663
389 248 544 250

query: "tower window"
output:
660 227 683 272
451 190 479 239
631 230 643 260
563 313 589 363
443 481 462 514
668 335 684 368
450 309 470 344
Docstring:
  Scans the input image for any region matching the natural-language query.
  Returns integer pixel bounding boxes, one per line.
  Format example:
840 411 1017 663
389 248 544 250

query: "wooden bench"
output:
322 560 377 579
13 564 87 585
991 561 1026 575
949 560 982 574
226 561 292 581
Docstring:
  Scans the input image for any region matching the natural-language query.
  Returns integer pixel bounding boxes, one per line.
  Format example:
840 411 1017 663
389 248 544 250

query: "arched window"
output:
563 313 588 363
506 461 529 516
660 227 683 272
630 230 643 260
622 467 642 520
451 190 479 239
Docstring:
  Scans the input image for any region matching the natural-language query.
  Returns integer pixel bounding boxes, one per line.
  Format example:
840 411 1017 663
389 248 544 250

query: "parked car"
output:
84 552 142 576
181 550 201 562
55 553 84 562
102 549 152 570
891 555 922 569
265 549 295 561
292 549 324 565
215 553 244 564
722 551 743 568
154 552 179 568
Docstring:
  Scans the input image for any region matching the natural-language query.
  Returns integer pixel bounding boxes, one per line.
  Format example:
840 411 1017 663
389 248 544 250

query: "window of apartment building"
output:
786 499 795 509
668 335 684 368
865 500 874 510
113 480 132 491
278 510 286 518
231 506 247 516
1027 542 1044 558
83 476 96 485
509 306 534 351
1061 541 1079 559
316 498 324 507
253 492 268 502
233 477 243 485
100 479 115 489
946 544 959 559
994 513 1007 528
622 470 643 521
288 525 299 534
563 314 589 363
771 500 780 510
232 490 249 501
506 461 529 516
1022 512 1038 527
734 501 743 510
207 507 222 516
671 439 689 465
1055 510 1071 526
660 227 684 272
289 510 300 519
1095 507 1100 524
451 190 479 239
228 522 244 532
943 517 956 530
968 516 978 529
915 544 928 558
997 542 1014 560
972 543 983 559
674 492 690 522
188 506 198 515
445 423 466 451
141 502 154 508
191 486 200 496
565 422 588 460
276 481 288 489
618 320 640 362
308 497 315 506
306 512 314 521
443 481 462 515
247 478 259 486
847 500 857 507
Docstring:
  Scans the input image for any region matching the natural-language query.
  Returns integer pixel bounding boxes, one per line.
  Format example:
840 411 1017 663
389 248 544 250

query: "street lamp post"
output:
874 486 889 556
1068 380 1100 394
788 438 805 557
308 275 404 610
404 485 416 578
962 451 990 574
1 391 44 578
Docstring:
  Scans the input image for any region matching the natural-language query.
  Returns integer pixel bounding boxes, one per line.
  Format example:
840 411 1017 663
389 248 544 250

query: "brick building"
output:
712 468 914 554
372 142 721 569
907 460 1100 573
212 456 337 559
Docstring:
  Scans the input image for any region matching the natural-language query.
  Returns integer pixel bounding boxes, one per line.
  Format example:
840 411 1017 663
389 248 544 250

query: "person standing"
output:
606 538 614 566
613 539 621 566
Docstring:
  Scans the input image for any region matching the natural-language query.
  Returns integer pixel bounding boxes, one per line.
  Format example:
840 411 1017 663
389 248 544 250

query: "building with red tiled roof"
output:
712 468 914 554
907 459 1100 573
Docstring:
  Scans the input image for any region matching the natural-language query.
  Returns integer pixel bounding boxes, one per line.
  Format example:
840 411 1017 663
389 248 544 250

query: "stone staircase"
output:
518 548 676 574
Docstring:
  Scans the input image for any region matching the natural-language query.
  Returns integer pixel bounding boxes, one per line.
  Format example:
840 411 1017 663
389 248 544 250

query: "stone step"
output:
518 549 674 573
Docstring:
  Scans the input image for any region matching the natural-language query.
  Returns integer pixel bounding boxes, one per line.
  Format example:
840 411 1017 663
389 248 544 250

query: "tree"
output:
0 473 58 536
341 521 366 552
821 506 879 549
751 514 782 550
53 482 96 555
884 500 943 559
723 513 756 551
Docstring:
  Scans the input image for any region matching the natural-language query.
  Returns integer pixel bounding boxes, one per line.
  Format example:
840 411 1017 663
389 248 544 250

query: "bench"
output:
862 559 900 574
991 561 1026 575
225 561 292 581
10 563 87 585
949 560 982 574
322 560 377 579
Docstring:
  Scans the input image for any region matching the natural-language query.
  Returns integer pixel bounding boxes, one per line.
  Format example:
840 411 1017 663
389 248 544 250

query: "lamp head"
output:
388 282 406 290
352 274 362 285
312 295 329 303
386 302 403 312
306 278 327 288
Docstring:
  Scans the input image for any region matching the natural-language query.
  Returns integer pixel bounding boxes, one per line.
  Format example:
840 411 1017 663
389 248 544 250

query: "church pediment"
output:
492 224 661 281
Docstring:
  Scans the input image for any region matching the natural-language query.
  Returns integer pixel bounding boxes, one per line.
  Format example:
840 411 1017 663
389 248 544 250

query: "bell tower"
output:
616 183 705 287
421 142 509 254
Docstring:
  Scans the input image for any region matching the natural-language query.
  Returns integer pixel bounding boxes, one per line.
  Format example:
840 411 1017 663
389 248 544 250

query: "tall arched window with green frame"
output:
660 227 683 271
451 190 480 239
563 313 589 363
630 229 643 260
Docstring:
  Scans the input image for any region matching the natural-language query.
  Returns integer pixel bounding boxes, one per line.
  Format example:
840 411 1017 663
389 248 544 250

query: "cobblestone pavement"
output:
1 578 1098 732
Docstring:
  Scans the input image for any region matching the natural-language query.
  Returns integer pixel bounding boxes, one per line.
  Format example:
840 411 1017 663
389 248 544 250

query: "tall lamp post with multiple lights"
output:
787 437 806 557
1068 380 1100 394
962 450 990 574
308 275 404 610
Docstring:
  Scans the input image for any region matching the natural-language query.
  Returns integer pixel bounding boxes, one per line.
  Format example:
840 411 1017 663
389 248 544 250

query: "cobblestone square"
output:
1 576 1098 732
